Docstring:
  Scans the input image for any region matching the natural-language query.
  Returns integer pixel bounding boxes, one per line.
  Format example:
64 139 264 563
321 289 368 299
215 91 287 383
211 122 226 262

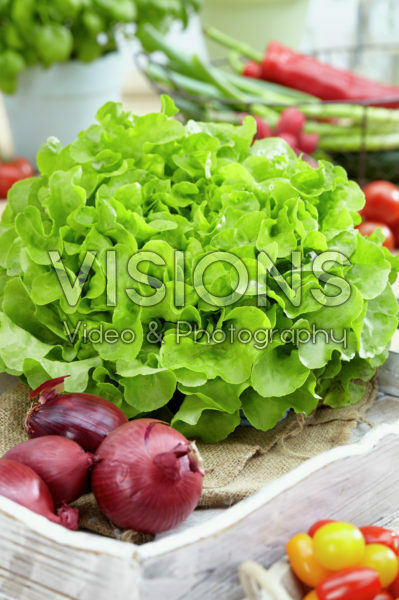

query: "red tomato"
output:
390 220 399 249
316 568 381 600
308 520 336 538
0 156 35 199
360 527 399 555
12 156 35 178
389 572 399 596
362 181 399 225
373 593 394 600
357 221 395 250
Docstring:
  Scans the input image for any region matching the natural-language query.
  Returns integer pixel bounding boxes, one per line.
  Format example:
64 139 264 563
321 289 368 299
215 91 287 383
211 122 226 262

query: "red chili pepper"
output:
316 567 381 600
261 41 399 107
243 60 263 80
360 526 399 555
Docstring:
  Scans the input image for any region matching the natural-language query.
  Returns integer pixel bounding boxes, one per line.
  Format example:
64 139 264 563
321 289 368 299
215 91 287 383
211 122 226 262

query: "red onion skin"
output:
4 436 95 507
0 459 78 530
26 383 128 452
92 419 204 534
30 376 67 401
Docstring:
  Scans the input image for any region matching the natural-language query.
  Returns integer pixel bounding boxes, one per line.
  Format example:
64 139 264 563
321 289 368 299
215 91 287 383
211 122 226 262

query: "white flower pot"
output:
3 52 124 166
202 0 310 60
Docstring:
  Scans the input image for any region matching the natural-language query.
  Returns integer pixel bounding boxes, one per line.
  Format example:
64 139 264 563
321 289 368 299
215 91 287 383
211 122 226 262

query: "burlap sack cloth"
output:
0 380 377 544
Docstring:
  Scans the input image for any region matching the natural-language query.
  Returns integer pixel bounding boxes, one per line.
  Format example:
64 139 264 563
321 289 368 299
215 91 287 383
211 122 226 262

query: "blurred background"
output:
0 0 399 153
2 0 399 157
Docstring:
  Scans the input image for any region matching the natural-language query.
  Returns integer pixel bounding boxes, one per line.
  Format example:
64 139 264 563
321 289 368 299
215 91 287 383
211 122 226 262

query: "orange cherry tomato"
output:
360 527 399 555
308 520 336 538
286 533 331 587
303 592 319 600
313 522 366 571
360 543 398 587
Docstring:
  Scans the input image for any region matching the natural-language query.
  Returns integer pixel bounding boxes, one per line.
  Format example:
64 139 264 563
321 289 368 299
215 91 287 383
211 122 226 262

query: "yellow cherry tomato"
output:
360 543 398 587
313 522 365 570
303 592 318 600
286 533 331 587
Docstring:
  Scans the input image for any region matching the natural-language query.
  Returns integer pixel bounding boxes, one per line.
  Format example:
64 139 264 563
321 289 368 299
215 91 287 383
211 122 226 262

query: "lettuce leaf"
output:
0 97 397 442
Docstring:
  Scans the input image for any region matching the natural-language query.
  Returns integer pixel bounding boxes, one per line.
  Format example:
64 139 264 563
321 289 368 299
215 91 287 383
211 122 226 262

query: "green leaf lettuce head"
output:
0 97 397 442
0 0 201 93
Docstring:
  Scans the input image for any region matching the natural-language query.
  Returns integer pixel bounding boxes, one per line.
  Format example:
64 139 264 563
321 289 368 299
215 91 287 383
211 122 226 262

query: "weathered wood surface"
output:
0 498 140 600
0 353 398 600
137 426 399 600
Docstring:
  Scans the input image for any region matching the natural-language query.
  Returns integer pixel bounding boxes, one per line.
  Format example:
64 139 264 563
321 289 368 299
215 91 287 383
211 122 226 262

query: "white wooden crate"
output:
0 352 399 600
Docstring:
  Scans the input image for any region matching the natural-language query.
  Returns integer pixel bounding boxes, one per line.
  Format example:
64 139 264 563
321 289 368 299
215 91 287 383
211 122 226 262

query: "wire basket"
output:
137 45 399 186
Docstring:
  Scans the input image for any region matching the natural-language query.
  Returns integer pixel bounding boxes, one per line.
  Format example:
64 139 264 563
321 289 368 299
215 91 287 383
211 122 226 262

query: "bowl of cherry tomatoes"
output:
240 520 399 600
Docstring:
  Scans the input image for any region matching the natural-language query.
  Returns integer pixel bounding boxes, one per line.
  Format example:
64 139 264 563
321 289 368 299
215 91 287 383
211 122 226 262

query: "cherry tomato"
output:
303 592 318 600
360 527 399 555
362 181 399 225
390 219 399 249
373 593 394 600
12 157 35 178
360 544 398 587
0 156 35 199
389 571 399 596
316 567 381 600
313 522 366 570
357 221 395 250
286 533 331 587
309 520 336 538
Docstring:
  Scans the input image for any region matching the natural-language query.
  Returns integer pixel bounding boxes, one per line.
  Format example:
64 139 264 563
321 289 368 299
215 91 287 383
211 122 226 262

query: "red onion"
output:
26 376 128 452
92 419 205 534
4 436 96 507
0 458 79 529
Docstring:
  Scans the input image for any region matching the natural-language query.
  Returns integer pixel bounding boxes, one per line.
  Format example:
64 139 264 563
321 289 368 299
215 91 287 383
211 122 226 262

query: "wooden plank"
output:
137 425 399 600
0 567 76 600
0 499 140 600
378 350 399 397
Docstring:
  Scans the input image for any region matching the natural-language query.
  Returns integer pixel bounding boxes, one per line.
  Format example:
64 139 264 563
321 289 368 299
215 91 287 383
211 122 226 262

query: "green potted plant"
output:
201 0 310 60
0 0 200 164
